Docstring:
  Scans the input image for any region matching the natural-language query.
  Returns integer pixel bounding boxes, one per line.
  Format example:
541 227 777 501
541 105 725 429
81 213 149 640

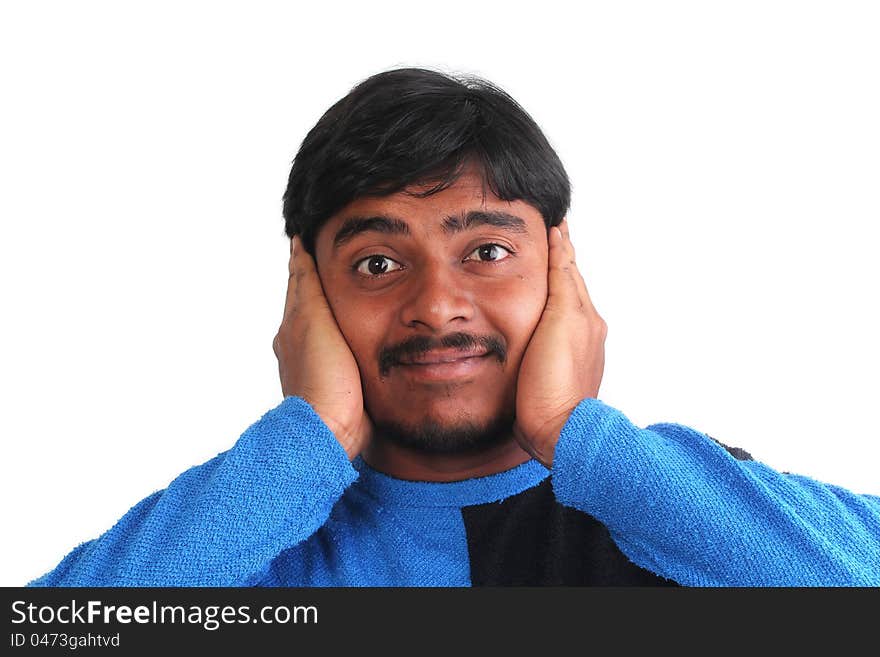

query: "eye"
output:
464 243 513 263
354 254 404 277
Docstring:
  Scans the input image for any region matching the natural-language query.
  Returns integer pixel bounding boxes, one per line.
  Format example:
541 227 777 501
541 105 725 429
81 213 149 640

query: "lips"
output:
398 347 490 366
395 348 493 383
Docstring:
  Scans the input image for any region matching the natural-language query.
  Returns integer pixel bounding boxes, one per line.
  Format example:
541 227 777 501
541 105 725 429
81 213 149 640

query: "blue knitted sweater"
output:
28 396 880 586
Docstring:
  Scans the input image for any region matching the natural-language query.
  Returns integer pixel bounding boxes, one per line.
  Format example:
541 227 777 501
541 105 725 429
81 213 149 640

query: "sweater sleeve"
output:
27 396 358 587
550 397 880 586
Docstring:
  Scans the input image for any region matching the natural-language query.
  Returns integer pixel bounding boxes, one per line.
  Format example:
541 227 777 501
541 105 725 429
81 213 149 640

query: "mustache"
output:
378 332 507 377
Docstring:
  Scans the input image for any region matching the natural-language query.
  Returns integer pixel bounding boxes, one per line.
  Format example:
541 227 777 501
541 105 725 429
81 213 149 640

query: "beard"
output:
369 329 514 454
371 406 516 455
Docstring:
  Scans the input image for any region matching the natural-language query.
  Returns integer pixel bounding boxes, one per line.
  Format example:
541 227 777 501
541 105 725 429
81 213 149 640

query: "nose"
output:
398 260 474 331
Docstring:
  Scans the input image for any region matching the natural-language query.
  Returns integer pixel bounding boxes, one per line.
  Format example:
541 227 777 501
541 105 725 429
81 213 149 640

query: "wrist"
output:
323 416 370 462
513 422 561 469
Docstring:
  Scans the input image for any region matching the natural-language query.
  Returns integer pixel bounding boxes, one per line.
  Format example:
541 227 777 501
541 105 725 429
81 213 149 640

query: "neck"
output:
360 436 533 482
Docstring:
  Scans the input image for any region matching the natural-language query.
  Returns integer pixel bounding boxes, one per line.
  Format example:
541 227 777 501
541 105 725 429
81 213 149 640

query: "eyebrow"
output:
333 215 411 249
442 210 529 236
332 210 529 250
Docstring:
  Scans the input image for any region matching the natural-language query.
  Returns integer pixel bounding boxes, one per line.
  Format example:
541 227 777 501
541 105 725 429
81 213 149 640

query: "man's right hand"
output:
272 235 373 460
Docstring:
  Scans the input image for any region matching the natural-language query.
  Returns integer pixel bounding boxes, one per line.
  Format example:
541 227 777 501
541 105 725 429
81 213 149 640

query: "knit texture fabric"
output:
28 397 880 586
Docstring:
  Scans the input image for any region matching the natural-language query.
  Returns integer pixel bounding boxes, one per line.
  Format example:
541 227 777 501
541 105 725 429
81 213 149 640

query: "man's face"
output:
313 167 549 453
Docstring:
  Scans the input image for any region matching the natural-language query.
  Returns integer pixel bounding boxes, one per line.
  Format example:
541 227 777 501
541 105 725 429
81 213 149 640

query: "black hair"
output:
282 67 571 255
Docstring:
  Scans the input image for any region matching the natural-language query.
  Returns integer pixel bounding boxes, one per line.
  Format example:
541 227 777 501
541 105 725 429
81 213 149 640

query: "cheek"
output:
485 274 547 354
320 270 377 363
325 292 387 371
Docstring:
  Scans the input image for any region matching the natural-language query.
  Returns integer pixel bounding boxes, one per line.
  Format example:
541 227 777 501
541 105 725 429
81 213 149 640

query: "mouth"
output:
396 349 493 382
398 347 491 366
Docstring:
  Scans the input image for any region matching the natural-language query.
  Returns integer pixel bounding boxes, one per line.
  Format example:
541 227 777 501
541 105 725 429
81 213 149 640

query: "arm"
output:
28 396 357 586
29 234 375 587
512 220 879 584
551 397 880 586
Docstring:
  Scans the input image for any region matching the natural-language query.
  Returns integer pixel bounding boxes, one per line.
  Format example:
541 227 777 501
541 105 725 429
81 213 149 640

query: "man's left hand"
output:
513 217 607 468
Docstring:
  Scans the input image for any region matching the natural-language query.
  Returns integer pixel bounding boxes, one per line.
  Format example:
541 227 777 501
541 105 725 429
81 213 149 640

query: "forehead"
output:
316 169 546 248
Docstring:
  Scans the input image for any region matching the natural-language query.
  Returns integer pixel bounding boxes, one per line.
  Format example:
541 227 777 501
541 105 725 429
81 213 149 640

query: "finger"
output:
559 218 579 265
560 222 590 306
558 216 571 241
551 220 601 318
282 237 298 323
290 234 331 311
571 260 601 319
564 234 600 315
549 219 580 297
546 223 584 311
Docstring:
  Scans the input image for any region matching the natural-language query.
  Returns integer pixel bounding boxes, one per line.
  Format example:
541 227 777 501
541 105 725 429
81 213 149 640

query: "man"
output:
29 68 880 587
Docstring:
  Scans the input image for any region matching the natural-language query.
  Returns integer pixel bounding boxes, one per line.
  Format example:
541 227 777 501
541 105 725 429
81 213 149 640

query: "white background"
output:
2 1 878 586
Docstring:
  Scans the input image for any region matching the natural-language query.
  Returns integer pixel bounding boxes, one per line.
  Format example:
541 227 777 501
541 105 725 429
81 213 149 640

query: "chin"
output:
370 408 515 455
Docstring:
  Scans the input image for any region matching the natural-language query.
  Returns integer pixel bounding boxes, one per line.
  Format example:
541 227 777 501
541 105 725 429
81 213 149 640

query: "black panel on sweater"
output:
462 478 677 586
462 438 752 586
